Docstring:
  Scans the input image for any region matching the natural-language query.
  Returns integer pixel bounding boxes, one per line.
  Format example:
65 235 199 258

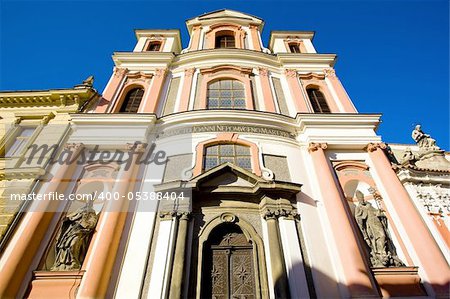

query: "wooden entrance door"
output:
203 225 256 299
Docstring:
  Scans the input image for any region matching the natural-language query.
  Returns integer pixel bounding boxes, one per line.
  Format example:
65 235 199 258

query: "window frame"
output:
119 87 145 113
288 43 301 53
215 33 236 49
203 143 252 172
207 79 246 110
306 88 331 113
5 125 37 158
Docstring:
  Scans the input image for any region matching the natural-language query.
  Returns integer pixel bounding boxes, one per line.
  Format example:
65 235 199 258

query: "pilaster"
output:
366 142 450 297
308 142 378 297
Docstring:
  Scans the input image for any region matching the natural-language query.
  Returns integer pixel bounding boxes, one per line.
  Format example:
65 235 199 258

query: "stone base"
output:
372 267 426 297
25 271 84 298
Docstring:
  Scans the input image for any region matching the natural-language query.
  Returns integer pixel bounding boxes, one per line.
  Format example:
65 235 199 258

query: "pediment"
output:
191 163 266 190
154 162 301 197
197 9 262 22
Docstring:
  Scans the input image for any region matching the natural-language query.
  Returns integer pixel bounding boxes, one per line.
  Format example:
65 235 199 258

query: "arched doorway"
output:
201 223 256 299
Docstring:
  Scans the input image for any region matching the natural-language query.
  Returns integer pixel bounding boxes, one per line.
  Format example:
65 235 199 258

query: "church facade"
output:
0 10 449 299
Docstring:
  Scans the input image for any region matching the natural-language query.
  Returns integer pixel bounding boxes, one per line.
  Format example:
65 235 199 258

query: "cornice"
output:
69 113 157 126
296 113 383 149
171 49 280 69
268 31 315 49
112 52 176 69
296 113 382 130
157 109 297 134
0 167 46 180
0 88 98 109
277 53 336 68
112 49 338 73
134 29 181 40
396 167 450 185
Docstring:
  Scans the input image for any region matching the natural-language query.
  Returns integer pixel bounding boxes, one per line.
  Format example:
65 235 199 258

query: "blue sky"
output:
1 0 449 149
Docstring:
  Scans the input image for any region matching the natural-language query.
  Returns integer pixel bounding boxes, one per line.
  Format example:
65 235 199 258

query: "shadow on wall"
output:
277 260 439 298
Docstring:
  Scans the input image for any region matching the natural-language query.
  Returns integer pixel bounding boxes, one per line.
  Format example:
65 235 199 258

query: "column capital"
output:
64 142 85 151
113 67 128 78
126 142 147 153
184 68 195 77
284 69 298 78
365 142 387 152
155 68 168 77
258 67 269 77
308 142 328 153
159 210 191 221
262 208 298 220
323 68 337 78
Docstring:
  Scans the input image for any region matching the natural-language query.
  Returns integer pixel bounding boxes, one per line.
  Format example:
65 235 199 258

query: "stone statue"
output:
51 200 98 271
412 125 439 151
401 147 417 165
354 191 404 267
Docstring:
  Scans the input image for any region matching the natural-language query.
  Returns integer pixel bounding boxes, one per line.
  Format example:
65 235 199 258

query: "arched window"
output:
119 88 144 113
146 41 161 51
203 144 252 171
288 43 301 53
207 79 245 109
215 31 235 48
307 88 330 113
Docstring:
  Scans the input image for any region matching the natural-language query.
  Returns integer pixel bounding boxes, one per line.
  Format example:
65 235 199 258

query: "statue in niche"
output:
51 200 98 271
354 191 404 267
412 125 439 151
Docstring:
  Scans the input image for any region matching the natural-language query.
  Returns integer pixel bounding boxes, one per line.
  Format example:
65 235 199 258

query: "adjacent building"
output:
0 9 448 299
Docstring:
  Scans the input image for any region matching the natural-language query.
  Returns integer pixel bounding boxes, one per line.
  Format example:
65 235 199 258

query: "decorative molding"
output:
200 64 253 76
308 142 328 153
365 142 387 152
184 68 195 77
284 69 298 78
262 208 299 220
220 212 237 223
298 73 325 80
155 68 167 77
113 67 128 78
323 68 337 78
64 143 85 151
159 211 191 221
258 67 269 77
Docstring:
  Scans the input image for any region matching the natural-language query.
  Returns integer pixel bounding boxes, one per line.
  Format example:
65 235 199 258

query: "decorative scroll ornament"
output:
354 191 404 268
51 200 98 271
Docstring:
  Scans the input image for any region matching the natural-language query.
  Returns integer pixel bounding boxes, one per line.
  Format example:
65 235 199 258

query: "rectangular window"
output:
6 127 35 157
203 144 252 171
